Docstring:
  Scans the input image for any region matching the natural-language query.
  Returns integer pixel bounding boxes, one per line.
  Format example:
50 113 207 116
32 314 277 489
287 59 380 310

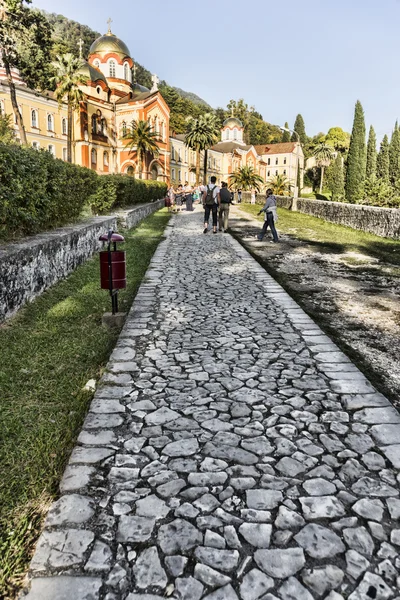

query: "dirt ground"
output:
229 207 400 410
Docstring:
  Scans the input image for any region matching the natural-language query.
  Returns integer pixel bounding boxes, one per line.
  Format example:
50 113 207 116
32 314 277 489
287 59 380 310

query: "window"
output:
124 62 129 81
127 165 134 176
267 170 270 177
283 169 287 175
226 129 230 140
171 146 175 160
284 157 287 165
62 117 67 135
267 158 270 165
178 170 181 181
275 158 278 165
103 151 109 167
154 116 158 134
160 122 164 140
31 109 38 128
233 128 238 140
91 114 97 134
122 121 127 137
47 114 54 131
48 144 55 156
32 141 39 150
62 147 67 161
171 168 175 181
94 60 100 69
275 170 278 176
109 60 116 77
91 148 97 164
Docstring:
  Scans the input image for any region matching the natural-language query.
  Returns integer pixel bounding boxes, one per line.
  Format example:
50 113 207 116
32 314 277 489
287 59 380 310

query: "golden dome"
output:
223 116 243 128
89 33 131 58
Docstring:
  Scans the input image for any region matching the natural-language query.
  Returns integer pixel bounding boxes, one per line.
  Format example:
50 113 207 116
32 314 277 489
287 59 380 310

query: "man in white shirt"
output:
202 176 220 234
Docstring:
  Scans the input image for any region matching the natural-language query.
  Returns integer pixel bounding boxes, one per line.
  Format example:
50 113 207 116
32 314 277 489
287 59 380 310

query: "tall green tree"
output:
281 122 290 142
328 155 345 201
389 122 400 185
229 166 264 192
345 100 366 203
324 127 350 153
124 119 160 179
52 53 86 163
291 114 307 145
267 173 290 195
0 0 52 144
366 125 377 179
0 113 17 144
313 142 335 193
185 112 219 184
376 134 390 184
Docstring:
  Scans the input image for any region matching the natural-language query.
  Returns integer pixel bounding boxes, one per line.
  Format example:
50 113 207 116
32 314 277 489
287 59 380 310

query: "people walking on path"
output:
184 184 194 211
166 185 175 213
202 176 220 234
174 184 184 212
218 181 233 232
257 188 279 242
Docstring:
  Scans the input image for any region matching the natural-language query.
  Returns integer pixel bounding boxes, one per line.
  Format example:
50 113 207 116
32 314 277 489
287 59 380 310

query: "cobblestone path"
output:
25 209 400 600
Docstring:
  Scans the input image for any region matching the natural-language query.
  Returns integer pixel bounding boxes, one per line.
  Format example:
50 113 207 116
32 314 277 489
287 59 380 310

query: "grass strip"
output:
0 209 170 598
239 203 400 265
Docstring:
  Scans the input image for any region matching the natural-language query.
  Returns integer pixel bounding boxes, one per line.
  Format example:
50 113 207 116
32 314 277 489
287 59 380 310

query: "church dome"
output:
89 33 131 58
223 116 243 128
77 61 107 85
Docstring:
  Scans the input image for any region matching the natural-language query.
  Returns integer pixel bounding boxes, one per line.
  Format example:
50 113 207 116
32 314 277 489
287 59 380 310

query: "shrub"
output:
0 144 97 238
89 175 167 215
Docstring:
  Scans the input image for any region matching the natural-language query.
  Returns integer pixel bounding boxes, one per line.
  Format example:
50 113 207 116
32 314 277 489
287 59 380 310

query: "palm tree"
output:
229 165 264 192
124 119 160 179
267 173 290 196
185 112 219 184
313 142 335 193
52 53 86 163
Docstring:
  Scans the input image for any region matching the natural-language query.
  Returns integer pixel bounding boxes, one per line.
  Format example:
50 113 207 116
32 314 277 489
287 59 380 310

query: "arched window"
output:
62 118 67 135
127 165 135 176
171 146 175 160
122 121 127 137
226 129 230 140
62 148 67 161
91 149 97 164
47 114 54 131
103 151 109 167
109 60 116 77
31 109 38 128
233 128 238 140
267 158 271 165
91 114 97 134
284 157 287 164
48 144 55 156
32 141 39 150
124 62 129 81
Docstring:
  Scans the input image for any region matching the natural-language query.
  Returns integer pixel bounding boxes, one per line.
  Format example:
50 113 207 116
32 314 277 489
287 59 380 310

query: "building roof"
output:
77 61 108 85
89 32 131 58
170 134 186 141
254 142 297 155
211 141 252 153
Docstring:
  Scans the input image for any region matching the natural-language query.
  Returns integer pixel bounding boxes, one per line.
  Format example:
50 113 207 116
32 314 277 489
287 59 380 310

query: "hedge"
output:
0 144 167 238
88 174 167 215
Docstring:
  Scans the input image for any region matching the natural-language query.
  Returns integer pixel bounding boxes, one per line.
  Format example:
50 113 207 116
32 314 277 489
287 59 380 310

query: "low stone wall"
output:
0 200 165 323
240 191 400 239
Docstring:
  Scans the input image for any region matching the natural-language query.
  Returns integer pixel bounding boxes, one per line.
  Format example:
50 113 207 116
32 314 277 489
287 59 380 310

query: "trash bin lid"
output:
99 232 125 242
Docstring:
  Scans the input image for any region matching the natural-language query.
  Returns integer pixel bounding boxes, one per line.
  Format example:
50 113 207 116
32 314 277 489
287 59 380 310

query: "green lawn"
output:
0 209 170 598
239 203 400 265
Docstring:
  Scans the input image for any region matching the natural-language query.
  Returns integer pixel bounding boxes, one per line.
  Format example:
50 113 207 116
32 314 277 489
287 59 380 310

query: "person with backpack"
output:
218 181 233 232
257 188 279 243
202 176 220 234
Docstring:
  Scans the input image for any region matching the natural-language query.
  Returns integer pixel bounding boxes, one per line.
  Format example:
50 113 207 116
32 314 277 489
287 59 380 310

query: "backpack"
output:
220 187 231 204
205 185 216 206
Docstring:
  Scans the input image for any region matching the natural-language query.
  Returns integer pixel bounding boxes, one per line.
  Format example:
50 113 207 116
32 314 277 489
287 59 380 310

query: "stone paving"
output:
23 208 400 600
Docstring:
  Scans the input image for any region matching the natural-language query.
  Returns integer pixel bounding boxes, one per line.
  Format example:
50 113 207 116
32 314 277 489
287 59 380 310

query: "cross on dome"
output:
107 17 113 34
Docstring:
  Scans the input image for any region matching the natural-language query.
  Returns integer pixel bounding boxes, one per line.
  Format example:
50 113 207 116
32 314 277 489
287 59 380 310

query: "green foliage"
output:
160 85 209 134
291 114 307 145
89 175 167 214
124 119 160 179
185 113 219 184
226 99 281 145
229 166 264 191
41 11 100 65
366 125 377 179
268 173 290 196
313 142 335 193
377 134 390 183
345 100 366 203
389 123 400 185
362 175 400 207
0 143 97 238
281 122 291 142
328 155 345 201
0 113 17 144
324 127 350 153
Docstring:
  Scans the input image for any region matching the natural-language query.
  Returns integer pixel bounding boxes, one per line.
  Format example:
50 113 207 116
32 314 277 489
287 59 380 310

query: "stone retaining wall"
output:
239 192 400 239
0 200 165 323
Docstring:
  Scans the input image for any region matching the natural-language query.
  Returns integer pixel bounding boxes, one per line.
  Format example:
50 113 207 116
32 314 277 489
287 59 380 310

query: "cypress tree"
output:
377 134 390 183
329 155 345 201
366 125 377 179
345 100 366 203
282 122 290 143
389 122 400 184
291 114 307 145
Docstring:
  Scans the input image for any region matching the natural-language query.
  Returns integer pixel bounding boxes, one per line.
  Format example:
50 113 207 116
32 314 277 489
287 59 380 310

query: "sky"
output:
32 0 400 140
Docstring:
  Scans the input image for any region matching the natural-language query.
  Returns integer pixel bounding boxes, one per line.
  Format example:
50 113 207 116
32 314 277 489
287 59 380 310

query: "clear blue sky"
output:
33 0 400 141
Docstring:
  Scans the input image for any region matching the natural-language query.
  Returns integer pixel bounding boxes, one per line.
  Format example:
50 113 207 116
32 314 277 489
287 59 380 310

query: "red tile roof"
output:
254 142 297 155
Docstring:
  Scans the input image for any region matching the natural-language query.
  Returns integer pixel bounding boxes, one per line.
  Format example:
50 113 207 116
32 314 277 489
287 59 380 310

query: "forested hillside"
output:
38 11 282 144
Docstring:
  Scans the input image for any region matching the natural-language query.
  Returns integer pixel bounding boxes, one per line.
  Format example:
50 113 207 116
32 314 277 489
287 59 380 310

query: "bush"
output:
0 144 97 238
89 174 167 215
